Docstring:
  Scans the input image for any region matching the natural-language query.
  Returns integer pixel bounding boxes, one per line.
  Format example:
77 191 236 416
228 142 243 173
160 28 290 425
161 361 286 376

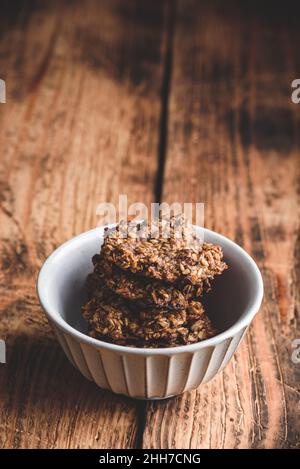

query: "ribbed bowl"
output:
37 226 263 399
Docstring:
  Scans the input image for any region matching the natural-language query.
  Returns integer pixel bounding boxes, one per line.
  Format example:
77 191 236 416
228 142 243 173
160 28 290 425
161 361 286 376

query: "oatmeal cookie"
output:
88 254 194 310
101 217 227 284
82 286 216 348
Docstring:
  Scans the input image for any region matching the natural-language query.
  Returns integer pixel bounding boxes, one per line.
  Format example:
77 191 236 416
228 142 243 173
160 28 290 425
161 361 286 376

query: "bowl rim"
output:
37 225 264 355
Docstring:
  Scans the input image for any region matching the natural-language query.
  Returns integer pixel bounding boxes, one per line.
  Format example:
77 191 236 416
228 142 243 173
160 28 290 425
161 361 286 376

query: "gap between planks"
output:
154 0 176 204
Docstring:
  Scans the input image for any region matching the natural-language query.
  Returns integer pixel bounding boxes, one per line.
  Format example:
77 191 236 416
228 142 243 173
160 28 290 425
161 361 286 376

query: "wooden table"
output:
0 0 299 449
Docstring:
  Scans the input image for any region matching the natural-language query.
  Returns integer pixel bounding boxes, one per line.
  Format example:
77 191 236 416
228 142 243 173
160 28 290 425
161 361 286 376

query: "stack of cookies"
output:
82 216 227 348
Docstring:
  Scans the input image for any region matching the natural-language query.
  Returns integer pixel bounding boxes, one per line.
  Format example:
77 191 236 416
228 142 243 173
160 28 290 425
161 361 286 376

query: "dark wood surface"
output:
0 0 299 449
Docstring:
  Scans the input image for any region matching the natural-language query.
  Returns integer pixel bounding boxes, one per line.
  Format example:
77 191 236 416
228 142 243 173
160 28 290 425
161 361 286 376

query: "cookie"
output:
88 254 195 310
82 286 216 348
101 217 227 284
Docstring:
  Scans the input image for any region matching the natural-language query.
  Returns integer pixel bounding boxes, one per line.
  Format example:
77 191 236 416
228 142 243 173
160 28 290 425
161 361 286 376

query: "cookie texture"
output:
82 286 216 348
101 217 227 284
87 254 205 310
82 216 227 348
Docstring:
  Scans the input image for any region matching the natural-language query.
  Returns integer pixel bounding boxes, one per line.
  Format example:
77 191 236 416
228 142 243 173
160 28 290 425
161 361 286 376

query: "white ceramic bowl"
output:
37 226 263 399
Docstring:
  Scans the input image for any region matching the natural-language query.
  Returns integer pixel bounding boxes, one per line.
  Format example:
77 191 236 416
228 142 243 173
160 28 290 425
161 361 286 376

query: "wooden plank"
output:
0 0 167 448
142 0 300 449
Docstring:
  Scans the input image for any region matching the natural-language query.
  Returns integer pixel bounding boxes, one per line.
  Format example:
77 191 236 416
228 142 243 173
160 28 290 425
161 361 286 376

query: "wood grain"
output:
0 0 167 448
0 0 299 450
142 0 300 449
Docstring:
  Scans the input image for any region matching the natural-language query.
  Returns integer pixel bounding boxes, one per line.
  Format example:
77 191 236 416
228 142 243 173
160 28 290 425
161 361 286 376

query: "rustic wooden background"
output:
0 0 299 449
